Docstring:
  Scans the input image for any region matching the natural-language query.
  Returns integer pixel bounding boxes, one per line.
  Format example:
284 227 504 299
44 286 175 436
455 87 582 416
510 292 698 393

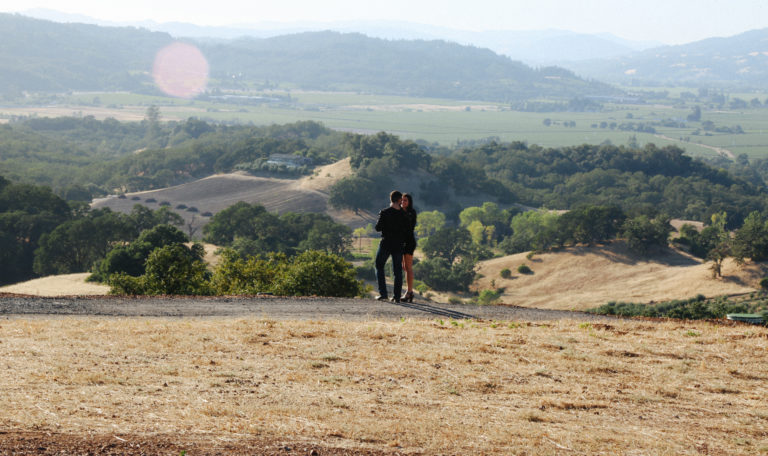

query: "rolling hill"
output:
91 159 374 235
473 241 764 311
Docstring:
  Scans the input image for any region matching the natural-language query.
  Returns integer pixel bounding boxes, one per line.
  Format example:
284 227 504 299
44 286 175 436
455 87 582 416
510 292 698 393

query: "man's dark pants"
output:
375 240 403 299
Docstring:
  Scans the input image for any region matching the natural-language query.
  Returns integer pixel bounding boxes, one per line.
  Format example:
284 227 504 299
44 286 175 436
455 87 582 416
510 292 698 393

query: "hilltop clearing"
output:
473 241 765 311
0 318 765 454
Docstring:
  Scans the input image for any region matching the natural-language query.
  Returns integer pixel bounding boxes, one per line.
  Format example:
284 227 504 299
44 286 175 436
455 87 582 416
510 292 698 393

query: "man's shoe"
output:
390 297 400 303
375 295 388 301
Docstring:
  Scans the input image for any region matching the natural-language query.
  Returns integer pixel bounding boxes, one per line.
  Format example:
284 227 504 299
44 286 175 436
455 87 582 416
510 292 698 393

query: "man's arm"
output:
375 209 386 232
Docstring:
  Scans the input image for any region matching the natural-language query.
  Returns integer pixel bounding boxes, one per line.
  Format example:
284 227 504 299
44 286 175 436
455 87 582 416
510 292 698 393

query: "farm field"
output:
0 317 765 454
4 90 768 157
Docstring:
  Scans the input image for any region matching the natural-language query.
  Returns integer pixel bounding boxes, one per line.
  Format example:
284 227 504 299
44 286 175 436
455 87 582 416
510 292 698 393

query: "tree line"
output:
0 117 342 197
7 116 768 231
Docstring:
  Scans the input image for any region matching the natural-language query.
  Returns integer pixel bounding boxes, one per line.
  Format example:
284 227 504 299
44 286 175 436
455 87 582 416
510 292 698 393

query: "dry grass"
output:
0 273 110 296
474 242 765 310
0 317 766 454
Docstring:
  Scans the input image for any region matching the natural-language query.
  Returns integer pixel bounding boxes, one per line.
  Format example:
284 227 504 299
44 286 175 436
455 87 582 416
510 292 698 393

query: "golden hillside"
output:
473 241 766 311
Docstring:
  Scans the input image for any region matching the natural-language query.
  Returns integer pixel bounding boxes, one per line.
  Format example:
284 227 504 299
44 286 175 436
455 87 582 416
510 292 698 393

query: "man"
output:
374 190 408 302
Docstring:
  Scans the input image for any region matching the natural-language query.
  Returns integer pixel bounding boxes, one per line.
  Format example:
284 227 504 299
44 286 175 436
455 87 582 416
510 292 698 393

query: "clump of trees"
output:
676 211 768 278
589 295 765 320
0 174 184 286
202 202 352 257
93 202 361 297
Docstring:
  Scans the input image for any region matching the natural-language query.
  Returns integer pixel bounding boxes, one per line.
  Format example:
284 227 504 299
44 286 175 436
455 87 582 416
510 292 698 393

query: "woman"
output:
400 193 417 302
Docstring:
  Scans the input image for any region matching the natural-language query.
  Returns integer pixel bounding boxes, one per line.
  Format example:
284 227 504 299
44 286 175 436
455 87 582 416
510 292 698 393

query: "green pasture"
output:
57 90 768 157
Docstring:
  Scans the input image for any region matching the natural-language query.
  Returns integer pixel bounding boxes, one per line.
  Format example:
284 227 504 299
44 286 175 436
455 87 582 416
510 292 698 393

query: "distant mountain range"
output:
23 8 661 64
3 10 768 101
564 28 768 86
0 13 616 102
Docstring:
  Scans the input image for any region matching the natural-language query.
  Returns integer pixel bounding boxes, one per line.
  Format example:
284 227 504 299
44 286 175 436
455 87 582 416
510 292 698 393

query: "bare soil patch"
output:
0 317 765 454
474 242 764 310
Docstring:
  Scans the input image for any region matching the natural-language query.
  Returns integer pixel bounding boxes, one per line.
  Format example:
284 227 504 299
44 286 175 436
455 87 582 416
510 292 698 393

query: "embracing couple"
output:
374 190 417 303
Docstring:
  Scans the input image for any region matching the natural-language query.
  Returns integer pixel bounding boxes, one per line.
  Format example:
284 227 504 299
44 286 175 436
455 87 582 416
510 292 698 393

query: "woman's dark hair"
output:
403 193 416 212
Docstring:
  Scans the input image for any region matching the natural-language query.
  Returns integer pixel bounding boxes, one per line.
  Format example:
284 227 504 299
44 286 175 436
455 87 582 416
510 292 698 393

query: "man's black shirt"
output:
375 206 408 250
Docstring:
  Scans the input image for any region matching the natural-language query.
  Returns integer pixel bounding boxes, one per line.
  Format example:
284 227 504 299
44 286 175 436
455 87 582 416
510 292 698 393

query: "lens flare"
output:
152 42 209 99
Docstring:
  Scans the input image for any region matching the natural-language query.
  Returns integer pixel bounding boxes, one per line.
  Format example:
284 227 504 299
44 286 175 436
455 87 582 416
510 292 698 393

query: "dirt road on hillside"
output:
0 295 609 321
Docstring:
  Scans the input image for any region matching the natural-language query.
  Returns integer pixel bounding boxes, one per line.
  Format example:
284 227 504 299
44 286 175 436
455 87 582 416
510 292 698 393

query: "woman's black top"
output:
403 208 417 255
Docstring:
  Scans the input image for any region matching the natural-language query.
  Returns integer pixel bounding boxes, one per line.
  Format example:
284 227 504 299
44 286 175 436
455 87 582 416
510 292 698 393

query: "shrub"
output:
477 289 501 305
414 280 429 294
517 264 533 274
500 268 511 279
210 249 282 294
760 277 768 290
145 198 157 203
175 204 188 210
109 243 212 295
273 250 363 297
414 257 476 292
355 264 376 281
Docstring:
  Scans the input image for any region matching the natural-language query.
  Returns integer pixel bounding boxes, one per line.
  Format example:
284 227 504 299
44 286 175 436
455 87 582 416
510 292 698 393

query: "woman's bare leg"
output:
403 254 414 293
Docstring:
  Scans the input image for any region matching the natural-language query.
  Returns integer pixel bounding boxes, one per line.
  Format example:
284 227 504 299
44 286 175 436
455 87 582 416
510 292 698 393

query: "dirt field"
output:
474 242 764 311
0 317 765 454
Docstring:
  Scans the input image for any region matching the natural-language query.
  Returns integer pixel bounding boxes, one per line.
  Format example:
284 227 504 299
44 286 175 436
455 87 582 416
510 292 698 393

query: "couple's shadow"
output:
391 299 476 320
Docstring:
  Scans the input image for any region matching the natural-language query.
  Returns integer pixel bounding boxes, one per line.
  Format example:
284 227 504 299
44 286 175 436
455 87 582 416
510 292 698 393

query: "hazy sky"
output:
2 0 767 44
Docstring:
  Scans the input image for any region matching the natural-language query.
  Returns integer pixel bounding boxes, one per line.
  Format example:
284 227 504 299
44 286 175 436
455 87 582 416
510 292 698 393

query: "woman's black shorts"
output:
403 237 416 255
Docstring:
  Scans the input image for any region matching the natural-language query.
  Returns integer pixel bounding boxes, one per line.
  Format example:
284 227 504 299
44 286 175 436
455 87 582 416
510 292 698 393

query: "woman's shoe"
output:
402 291 414 303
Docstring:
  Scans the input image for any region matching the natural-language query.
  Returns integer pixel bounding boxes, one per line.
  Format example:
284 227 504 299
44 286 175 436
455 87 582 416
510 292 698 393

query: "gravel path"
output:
0 295 611 321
